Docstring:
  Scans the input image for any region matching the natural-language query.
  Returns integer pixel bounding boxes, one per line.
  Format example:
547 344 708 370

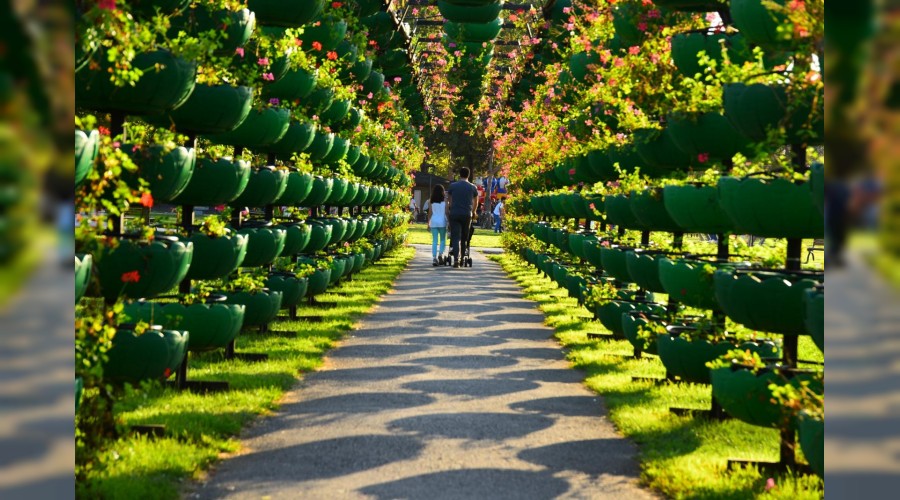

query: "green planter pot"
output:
621 312 663 355
229 167 289 208
606 144 644 175
173 7 255 54
714 269 823 335
306 267 332 296
711 364 823 428
809 163 825 216
587 149 617 181
305 222 333 253
717 176 824 239
313 217 348 245
75 129 99 187
351 253 365 273
329 258 346 284
657 333 781 384
340 255 355 276
277 222 312 256
600 246 633 282
633 128 695 173
262 67 317 101
267 122 317 159
582 236 605 270
153 84 253 135
306 131 335 161
307 87 335 115
298 16 348 51
266 274 309 309
666 112 752 162
104 327 188 384
604 195 645 231
355 0 383 17
183 230 248 280
629 189 683 233
96 238 193 303
320 99 352 126
658 257 748 310
568 232 587 260
803 286 824 352
171 157 251 206
273 171 315 206
671 30 750 77
797 412 824 478
595 295 663 339
303 176 334 207
75 253 92 302
437 1 503 24
126 145 196 203
625 250 671 293
205 107 290 148
76 50 196 115
321 136 350 165
730 0 790 49
362 71 385 95
722 83 824 144
444 18 504 42
248 0 325 27
223 289 282 327
662 184 734 234
238 226 287 267
325 178 349 206
123 301 245 352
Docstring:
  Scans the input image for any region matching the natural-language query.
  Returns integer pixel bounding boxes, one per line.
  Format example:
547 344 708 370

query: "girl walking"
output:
427 185 449 266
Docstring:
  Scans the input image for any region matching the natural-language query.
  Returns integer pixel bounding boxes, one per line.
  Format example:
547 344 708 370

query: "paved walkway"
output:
196 245 652 499
825 249 900 497
0 247 74 497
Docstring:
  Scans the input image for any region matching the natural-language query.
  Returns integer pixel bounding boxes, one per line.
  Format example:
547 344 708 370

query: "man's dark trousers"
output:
448 213 471 263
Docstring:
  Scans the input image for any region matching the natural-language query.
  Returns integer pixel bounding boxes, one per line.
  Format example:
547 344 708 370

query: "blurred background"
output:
0 0 897 497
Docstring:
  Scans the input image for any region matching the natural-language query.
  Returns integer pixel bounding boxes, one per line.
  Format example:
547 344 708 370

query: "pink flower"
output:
262 73 275 81
765 478 776 491
98 0 116 10
257 57 269 66
628 46 640 55
235 47 244 57
697 153 710 163
269 98 280 105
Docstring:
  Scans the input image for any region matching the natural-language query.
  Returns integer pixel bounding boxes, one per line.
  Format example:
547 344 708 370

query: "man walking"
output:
493 199 504 233
446 167 478 268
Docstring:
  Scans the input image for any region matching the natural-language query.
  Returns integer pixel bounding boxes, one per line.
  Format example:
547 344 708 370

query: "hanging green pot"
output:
671 30 750 77
172 7 255 54
730 0 792 49
633 128 695 174
611 3 645 47
329 257 346 284
444 18 504 42
311 217 347 246
594 294 663 339
297 15 348 51
338 182 360 207
582 236 605 270
277 222 313 256
273 171 315 206
658 257 748 310
223 289 282 327
126 145 196 203
586 149 616 181
666 112 753 162
171 157 251 206
722 83 824 144
621 312 663 355
76 50 196 115
152 84 253 135
306 130 335 161
75 253 92 302
362 71 386 96
303 176 334 207
625 250 672 293
797 412 824 478
606 144 644 175
717 176 824 238
248 0 325 27
96 238 194 303
204 107 290 148
265 273 309 309
320 99 352 125
803 285 824 352
306 267 332 296
123 302 245 352
305 221 334 253
345 146 362 169
321 136 350 165
629 189 684 233
183 230 248 280
75 129 99 187
604 195 645 231
711 364 822 428
103 327 188 384
714 269 823 335
267 122 317 159
262 67 317 101
662 184 734 234
229 167 289 208
238 225 287 267
325 178 349 206
600 246 634 282
657 333 781 384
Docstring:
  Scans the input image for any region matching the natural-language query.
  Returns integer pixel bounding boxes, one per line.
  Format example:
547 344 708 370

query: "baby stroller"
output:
442 218 475 267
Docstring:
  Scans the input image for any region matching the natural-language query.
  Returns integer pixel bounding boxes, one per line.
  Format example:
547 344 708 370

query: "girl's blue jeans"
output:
431 227 447 258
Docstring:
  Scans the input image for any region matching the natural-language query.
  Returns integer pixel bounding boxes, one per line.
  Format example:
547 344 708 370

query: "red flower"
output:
312 41 323 51
140 192 154 208
98 126 110 136
121 270 141 283
327 51 338 60
163 368 172 379
697 153 709 164
98 0 116 10
331 1 343 7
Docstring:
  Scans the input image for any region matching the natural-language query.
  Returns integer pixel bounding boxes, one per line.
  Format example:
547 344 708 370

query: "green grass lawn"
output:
78 247 415 499
492 253 824 500
406 223 503 248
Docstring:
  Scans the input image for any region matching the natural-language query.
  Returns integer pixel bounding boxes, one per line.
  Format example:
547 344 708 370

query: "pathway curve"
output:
196 245 653 499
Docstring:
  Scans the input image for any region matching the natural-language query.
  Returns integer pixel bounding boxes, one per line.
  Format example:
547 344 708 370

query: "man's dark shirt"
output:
447 180 478 216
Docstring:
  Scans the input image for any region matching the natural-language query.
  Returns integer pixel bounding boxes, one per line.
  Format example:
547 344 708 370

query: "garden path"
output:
825 249 900 497
196 244 653 499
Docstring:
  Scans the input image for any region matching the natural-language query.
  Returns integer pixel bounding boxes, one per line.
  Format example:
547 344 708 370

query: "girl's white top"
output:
430 202 447 228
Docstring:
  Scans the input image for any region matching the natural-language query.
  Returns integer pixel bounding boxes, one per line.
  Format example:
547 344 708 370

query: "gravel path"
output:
195 245 653 499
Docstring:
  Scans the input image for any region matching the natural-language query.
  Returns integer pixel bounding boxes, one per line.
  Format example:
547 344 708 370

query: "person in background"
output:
493 199 504 233
408 197 418 222
427 185 448 266
446 167 478 268
422 197 431 218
